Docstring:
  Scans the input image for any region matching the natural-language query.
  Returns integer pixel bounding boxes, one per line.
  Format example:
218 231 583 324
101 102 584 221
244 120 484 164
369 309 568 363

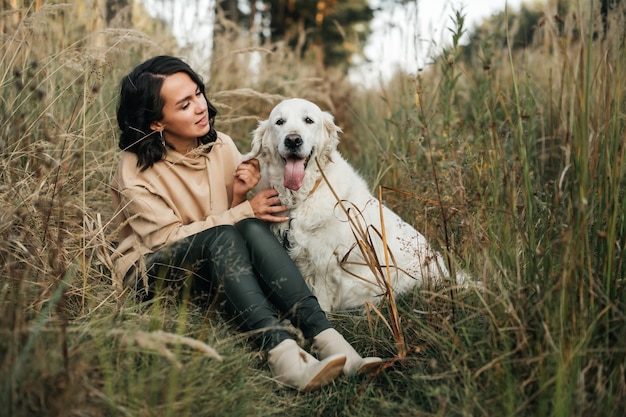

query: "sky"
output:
141 0 525 84
349 0 525 84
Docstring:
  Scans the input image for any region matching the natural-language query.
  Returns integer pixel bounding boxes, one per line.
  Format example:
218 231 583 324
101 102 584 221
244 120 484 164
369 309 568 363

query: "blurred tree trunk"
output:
265 0 372 70
1 0 42 33
312 0 331 70
218 0 255 28
219 0 239 22
105 0 130 23
601 0 623 34
248 0 256 30
92 0 106 48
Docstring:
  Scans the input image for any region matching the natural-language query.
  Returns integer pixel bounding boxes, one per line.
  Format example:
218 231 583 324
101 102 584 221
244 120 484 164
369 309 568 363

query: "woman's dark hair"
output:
117 55 218 170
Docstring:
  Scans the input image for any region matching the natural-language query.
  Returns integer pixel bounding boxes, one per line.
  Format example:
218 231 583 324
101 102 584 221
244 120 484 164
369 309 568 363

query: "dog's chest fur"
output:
268 155 374 277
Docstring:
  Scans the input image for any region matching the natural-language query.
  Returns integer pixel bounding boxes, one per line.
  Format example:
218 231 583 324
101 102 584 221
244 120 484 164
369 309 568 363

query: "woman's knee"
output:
181 225 251 273
234 218 274 241
234 217 263 233
197 224 244 249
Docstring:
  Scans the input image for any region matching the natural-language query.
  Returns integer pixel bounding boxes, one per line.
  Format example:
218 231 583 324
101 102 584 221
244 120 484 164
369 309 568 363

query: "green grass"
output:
1 1 625 416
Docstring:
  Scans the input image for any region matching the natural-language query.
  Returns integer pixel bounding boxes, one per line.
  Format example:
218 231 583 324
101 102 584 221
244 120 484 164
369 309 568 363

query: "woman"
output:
110 55 381 391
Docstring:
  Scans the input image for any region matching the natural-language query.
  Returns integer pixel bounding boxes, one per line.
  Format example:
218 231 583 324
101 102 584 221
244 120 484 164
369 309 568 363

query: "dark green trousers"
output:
128 218 331 350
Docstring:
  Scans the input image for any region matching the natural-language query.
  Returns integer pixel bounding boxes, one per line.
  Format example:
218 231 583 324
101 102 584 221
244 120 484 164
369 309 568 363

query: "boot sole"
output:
356 358 385 375
302 356 346 391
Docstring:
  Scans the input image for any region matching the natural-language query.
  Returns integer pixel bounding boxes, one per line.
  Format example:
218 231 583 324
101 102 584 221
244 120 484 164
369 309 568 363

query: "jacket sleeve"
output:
119 184 255 252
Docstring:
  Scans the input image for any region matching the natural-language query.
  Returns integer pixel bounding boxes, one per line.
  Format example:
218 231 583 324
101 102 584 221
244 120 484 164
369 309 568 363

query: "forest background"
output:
1 0 625 416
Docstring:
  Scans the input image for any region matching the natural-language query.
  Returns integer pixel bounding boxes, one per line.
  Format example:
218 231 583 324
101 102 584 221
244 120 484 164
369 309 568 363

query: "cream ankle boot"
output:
313 328 383 375
267 339 346 391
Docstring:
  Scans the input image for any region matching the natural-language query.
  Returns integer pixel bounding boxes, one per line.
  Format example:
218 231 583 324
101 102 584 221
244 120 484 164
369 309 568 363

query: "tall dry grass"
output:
1 1 625 416
347 2 626 415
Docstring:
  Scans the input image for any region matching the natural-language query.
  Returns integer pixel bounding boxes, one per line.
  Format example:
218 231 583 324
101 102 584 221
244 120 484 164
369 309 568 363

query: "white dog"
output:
246 98 454 311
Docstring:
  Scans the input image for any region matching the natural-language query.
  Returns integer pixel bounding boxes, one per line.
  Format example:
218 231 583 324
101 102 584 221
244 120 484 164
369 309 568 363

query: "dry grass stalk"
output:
315 157 407 356
110 329 224 368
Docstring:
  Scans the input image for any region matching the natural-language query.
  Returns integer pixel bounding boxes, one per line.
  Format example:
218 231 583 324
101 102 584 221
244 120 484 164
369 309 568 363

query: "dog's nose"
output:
284 134 303 150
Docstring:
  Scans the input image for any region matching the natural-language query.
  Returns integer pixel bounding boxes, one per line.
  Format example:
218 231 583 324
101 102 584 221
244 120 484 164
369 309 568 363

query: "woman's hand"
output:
232 158 261 206
249 188 289 223
231 159 288 222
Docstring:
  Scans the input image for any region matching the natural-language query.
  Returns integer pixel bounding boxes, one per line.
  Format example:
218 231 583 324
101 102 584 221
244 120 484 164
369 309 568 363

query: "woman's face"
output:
151 71 210 146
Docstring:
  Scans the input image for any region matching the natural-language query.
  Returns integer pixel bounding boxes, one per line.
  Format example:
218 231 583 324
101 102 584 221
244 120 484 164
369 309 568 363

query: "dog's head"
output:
246 98 341 192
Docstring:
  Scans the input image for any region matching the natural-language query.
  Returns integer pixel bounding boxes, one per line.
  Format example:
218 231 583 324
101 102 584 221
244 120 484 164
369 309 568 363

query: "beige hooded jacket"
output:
110 132 255 284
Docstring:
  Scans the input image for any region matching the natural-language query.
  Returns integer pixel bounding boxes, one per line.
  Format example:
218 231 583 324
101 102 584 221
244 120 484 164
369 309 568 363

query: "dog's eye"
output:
305 117 314 124
275 119 284 126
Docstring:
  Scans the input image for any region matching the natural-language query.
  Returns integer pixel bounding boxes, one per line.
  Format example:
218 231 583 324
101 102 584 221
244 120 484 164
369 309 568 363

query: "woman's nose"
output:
195 98 207 113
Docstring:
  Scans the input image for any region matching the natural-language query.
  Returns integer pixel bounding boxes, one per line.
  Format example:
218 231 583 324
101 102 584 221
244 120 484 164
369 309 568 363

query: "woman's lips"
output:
196 115 208 126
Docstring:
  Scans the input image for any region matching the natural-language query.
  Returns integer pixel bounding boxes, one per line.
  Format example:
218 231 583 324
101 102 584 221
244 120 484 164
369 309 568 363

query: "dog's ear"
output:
319 111 341 161
243 118 270 162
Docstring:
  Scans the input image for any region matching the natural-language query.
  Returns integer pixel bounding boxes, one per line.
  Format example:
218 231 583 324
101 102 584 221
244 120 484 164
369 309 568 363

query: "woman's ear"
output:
150 121 165 132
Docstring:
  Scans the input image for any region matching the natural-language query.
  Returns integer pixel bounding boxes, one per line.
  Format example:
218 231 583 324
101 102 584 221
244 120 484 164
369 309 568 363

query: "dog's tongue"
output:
284 158 306 191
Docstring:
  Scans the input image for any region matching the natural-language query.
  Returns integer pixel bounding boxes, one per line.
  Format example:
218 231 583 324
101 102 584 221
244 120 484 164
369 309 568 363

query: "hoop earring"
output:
159 130 165 146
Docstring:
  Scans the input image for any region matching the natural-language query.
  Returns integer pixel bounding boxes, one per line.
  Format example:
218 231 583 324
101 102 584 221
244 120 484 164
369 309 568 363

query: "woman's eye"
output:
305 117 314 124
275 119 284 126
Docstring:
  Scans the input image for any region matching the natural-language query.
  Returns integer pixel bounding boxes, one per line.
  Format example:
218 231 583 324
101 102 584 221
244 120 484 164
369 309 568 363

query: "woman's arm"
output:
120 185 254 252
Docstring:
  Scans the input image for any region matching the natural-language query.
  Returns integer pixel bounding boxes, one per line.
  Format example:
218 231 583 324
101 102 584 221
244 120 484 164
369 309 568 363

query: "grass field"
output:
1 1 625 416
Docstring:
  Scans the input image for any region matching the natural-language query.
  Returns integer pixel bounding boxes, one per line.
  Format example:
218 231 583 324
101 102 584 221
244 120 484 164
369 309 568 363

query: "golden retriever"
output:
245 98 455 311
